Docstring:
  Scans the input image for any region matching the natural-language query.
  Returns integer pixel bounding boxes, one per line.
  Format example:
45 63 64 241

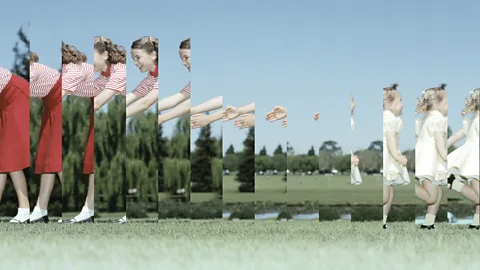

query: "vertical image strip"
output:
157 38 191 219
190 93 223 219
286 107 321 221
222 102 255 220
125 36 159 222
312 93 350 223
93 36 127 223
254 104 288 220
445 89 479 229
61 39 95 223
382 84 414 230
0 22 31 223
29 22 63 223
414 84 448 229
350 92 383 223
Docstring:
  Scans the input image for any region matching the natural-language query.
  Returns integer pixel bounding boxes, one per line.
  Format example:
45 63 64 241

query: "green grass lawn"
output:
223 173 471 205
190 192 220 203
0 220 478 270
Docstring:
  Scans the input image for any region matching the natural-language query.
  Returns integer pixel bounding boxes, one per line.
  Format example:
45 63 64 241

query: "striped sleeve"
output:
29 63 58 98
104 63 126 95
180 81 191 94
0 67 12 93
132 75 156 97
93 74 108 94
62 63 83 94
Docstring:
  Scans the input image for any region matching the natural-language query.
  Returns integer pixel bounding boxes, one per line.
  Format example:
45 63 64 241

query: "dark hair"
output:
131 36 158 63
94 36 126 64
62 42 84 64
179 38 190 49
30 52 39 64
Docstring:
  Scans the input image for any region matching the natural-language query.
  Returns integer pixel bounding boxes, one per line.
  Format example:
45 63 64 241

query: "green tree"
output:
307 146 316 156
259 146 267 156
191 124 216 192
236 127 255 192
225 145 235 155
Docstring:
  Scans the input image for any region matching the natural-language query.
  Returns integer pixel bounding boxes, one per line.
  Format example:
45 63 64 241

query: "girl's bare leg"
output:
85 174 94 210
8 170 30 223
36 174 55 210
0 174 7 202
470 179 479 226
9 170 29 208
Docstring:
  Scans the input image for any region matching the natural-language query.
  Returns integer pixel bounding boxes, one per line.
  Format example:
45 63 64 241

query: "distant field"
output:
0 221 478 270
190 192 219 203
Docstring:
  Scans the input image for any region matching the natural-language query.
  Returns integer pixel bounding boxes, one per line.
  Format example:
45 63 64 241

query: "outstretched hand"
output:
266 106 287 122
234 114 255 129
223 106 240 121
191 113 211 129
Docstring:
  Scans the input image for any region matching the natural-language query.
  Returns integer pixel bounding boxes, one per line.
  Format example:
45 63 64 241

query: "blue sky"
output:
1 0 478 155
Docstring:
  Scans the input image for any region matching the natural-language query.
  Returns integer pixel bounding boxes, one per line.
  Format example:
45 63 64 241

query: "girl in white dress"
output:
446 89 479 229
382 84 410 229
350 94 362 185
415 84 448 229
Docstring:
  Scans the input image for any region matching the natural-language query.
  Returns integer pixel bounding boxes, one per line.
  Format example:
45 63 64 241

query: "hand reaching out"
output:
234 114 255 129
313 112 320 121
191 113 211 129
223 106 240 121
266 106 288 122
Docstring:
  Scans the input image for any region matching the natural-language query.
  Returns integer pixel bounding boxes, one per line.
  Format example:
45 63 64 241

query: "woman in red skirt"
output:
28 53 62 223
93 36 127 224
0 66 31 223
63 42 119 223
62 43 96 223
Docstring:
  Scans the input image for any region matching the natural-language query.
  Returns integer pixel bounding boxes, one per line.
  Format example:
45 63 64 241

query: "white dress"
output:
415 110 448 185
383 110 411 186
350 116 362 185
448 111 479 183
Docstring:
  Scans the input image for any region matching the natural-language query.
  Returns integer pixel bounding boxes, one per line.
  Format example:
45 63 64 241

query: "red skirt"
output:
83 97 94 174
0 74 30 173
34 76 62 174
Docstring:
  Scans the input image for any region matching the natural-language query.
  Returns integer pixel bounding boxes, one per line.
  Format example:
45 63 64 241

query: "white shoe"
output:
10 212 30 224
70 208 94 223
117 216 126 224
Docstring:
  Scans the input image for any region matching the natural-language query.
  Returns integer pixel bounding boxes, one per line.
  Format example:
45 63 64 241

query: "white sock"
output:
30 207 47 220
72 207 92 221
424 214 436 226
472 214 479 226
10 208 30 222
33 206 48 215
89 209 94 217
383 215 388 225
451 180 465 192
19 208 30 215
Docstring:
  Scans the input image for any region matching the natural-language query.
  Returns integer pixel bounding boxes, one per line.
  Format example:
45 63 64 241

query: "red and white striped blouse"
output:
62 62 95 98
94 63 126 96
0 67 13 93
30 63 61 98
132 65 158 97
181 81 190 94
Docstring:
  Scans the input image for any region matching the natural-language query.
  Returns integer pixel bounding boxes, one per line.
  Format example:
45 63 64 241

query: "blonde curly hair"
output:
415 83 447 115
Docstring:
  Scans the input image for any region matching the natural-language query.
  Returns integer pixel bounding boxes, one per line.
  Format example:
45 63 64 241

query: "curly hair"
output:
94 36 126 64
62 42 84 64
415 83 447 114
462 89 480 115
